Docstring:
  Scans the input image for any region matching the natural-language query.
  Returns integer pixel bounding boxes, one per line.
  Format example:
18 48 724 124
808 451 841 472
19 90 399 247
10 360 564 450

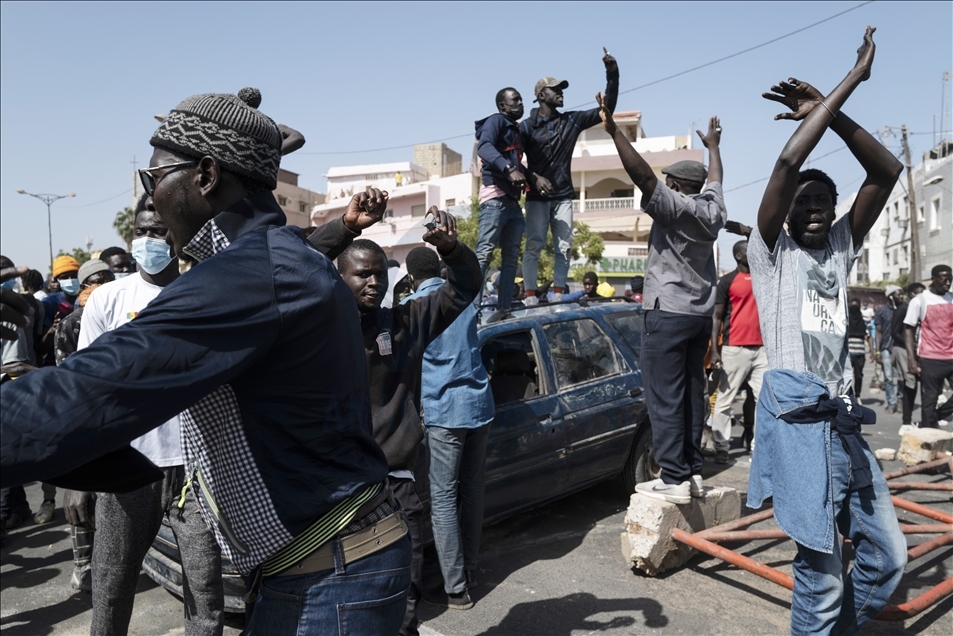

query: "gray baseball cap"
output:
78 259 111 285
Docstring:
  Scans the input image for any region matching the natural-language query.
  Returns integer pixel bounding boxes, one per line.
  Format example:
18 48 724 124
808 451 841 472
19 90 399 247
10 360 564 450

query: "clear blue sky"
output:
1 1 950 274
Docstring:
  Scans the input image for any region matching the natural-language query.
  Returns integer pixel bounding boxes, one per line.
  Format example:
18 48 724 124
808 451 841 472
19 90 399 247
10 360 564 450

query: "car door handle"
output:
537 413 552 423
629 387 644 397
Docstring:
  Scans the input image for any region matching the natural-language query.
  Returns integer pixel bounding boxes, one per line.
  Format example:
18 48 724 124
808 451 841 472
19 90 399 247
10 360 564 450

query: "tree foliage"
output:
456 196 605 287
56 247 92 265
113 206 135 251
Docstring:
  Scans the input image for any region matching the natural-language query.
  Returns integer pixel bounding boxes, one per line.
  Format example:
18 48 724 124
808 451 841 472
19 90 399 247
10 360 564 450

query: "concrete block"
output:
620 487 740 576
874 448 896 461
898 428 953 466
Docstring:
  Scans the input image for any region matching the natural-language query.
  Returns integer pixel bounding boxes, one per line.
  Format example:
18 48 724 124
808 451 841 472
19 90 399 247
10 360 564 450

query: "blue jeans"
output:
523 198 574 291
427 424 490 594
475 197 524 311
791 432 906 636
641 309 711 484
245 534 412 636
879 348 897 408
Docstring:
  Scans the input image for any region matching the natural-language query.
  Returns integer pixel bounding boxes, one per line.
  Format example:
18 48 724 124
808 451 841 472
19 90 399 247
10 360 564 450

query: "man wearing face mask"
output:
98 246 137 279
39 254 82 365
61 194 224 635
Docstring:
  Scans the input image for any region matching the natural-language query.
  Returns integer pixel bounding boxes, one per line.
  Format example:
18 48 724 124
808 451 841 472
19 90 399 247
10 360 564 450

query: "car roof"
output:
478 299 642 335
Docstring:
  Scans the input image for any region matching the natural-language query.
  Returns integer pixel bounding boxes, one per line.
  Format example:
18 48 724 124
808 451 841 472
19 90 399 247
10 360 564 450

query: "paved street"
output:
2 386 950 635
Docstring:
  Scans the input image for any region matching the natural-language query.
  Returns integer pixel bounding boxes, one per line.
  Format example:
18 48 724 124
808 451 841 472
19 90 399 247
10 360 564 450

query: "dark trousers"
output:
850 354 865 397
91 466 223 636
919 358 953 428
390 477 423 636
641 309 712 484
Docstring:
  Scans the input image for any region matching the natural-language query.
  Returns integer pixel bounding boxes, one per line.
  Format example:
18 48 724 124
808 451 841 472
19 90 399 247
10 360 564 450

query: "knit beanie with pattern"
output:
150 87 282 190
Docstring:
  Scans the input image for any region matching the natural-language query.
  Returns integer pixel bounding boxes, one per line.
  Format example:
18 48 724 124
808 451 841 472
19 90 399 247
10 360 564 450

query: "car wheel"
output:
621 424 661 493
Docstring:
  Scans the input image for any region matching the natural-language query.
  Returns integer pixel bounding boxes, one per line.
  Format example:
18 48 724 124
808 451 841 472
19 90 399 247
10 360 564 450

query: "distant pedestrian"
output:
891 283 925 427
904 264 953 428
847 297 869 396
873 284 903 413
395 170 404 188
710 240 766 464
98 246 136 278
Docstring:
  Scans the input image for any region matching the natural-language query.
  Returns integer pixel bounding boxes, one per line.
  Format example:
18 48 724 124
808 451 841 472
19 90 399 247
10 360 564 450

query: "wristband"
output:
820 102 837 118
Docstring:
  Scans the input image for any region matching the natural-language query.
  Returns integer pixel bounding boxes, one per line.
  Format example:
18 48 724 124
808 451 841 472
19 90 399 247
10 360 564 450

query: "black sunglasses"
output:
138 161 195 197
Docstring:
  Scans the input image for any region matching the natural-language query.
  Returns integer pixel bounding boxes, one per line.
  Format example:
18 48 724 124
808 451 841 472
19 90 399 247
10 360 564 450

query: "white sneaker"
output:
690 475 704 498
635 478 691 504
551 292 563 303
939 420 950 428
523 295 539 307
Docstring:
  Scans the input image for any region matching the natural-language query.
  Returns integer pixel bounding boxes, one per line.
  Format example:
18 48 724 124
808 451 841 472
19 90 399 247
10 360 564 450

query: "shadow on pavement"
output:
0 595 91 636
472 592 667 635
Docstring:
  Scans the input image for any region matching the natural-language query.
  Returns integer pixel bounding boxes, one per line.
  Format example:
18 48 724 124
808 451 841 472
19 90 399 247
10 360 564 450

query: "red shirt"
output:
716 269 763 346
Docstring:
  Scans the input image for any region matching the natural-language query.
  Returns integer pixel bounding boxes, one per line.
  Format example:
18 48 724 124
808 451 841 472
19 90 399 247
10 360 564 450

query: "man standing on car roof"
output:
310 202 482 635
597 93 726 505
520 48 619 305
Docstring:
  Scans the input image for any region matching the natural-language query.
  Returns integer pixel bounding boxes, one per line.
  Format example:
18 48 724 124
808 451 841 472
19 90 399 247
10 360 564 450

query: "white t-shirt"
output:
79 273 183 467
904 288 953 360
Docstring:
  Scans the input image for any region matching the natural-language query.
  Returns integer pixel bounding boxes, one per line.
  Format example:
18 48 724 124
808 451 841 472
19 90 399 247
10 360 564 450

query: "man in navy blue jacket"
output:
0 88 411 636
474 87 528 312
520 49 618 304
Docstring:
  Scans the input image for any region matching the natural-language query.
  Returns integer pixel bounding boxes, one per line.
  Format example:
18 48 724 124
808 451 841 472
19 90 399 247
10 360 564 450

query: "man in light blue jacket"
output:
402 246 494 611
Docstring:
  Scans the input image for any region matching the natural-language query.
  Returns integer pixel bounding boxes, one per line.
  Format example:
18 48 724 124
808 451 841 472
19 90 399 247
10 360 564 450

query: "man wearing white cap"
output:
873 284 903 414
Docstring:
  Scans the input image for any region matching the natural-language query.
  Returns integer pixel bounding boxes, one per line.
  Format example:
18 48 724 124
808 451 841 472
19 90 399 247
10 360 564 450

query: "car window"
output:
542 319 622 389
605 311 643 362
482 330 545 407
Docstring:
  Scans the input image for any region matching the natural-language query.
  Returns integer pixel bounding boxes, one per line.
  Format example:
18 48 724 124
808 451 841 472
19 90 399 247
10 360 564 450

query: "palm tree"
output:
113 206 135 251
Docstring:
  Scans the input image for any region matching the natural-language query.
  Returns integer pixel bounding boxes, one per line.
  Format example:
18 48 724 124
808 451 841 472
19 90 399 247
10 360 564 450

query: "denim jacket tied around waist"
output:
747 369 840 553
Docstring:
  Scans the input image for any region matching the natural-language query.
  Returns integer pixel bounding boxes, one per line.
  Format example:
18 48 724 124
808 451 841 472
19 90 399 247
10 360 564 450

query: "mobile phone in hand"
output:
424 221 437 232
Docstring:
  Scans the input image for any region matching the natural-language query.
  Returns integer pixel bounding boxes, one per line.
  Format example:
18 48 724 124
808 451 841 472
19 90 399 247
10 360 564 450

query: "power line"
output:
724 146 848 193
297 1 873 157
60 189 131 208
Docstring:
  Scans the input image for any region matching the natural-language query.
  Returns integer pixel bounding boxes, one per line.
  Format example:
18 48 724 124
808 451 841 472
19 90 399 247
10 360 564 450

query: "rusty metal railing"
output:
670 455 952 621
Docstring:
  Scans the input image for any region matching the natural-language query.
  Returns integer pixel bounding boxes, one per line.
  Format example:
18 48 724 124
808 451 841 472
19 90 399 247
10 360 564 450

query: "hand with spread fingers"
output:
1 265 32 341
763 78 825 121
597 91 616 136
422 207 458 252
343 187 389 233
696 116 722 148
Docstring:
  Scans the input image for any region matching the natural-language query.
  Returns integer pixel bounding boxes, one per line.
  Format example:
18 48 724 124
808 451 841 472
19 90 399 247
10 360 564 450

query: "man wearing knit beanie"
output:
2 89 409 635
38 254 81 365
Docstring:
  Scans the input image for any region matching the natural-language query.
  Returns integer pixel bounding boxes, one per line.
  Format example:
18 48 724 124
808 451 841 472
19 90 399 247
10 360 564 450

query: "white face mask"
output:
59 277 80 296
132 237 174 275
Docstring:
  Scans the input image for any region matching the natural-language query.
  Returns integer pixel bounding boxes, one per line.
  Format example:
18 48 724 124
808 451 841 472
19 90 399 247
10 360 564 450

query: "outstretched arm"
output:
696 116 723 185
598 92 657 199
758 26 878 251
830 113 903 246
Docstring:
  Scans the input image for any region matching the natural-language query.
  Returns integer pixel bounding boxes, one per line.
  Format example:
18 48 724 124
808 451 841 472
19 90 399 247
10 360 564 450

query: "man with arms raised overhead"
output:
597 92 725 505
745 28 907 635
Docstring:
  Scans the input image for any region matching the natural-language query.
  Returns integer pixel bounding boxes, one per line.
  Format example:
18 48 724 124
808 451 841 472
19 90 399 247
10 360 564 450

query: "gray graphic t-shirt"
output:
748 215 859 394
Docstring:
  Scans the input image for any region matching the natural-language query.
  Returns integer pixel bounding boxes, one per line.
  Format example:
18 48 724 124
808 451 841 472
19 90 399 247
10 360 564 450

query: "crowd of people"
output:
1 25 952 636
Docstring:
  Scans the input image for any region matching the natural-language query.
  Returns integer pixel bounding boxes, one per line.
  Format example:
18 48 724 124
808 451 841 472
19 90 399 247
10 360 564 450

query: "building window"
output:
627 247 648 256
299 202 307 213
930 197 941 231
383 209 394 221
277 195 288 206
411 204 426 217
892 248 898 265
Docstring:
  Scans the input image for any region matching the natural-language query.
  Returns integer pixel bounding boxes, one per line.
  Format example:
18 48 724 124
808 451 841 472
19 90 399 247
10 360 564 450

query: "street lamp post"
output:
16 189 76 277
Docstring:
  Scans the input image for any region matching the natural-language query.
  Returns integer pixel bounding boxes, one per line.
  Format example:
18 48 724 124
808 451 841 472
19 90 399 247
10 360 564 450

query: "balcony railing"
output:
572 197 636 213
